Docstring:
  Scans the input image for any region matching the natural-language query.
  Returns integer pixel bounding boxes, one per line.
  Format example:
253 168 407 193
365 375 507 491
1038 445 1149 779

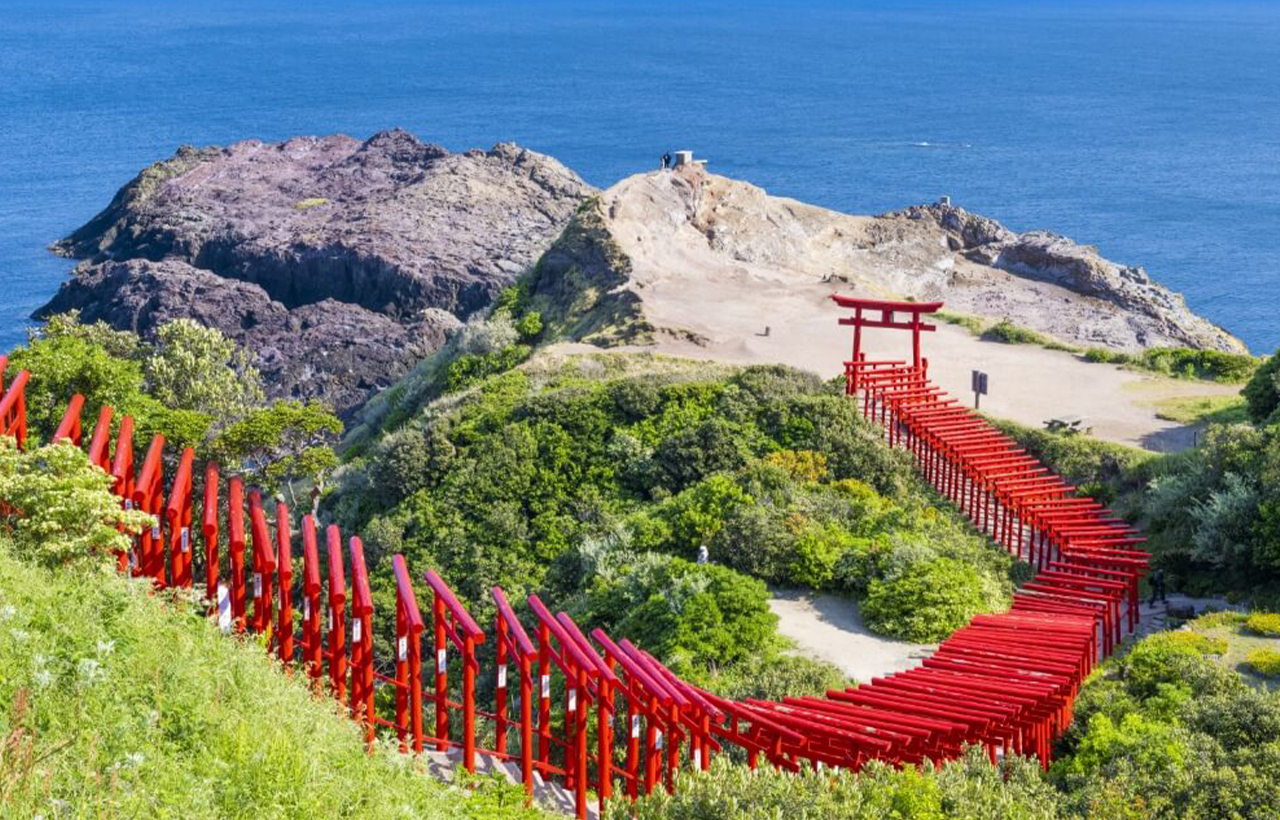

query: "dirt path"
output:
768 588 933 683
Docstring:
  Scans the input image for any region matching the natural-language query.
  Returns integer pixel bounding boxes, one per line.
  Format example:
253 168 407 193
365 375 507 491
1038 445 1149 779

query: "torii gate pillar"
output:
831 295 944 392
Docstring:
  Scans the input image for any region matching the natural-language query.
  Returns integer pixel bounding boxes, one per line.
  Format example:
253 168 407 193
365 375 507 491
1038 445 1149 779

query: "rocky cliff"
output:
526 166 1245 354
41 129 593 414
41 140 1245 417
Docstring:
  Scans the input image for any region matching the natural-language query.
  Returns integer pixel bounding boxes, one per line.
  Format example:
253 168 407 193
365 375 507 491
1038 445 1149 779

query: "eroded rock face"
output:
890 203 1243 351
42 129 593 415
527 167 1245 354
38 259 459 413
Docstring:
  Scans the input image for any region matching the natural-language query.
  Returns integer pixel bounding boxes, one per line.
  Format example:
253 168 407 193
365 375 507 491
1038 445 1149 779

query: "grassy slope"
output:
0 541 546 819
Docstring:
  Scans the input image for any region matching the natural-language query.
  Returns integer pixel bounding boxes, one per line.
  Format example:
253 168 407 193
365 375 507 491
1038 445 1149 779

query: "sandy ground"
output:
644 289 1238 452
768 588 934 683
589 168 1241 453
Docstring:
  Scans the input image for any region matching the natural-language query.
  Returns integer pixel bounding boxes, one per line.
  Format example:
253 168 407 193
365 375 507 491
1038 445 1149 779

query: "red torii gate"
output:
831 295 943 392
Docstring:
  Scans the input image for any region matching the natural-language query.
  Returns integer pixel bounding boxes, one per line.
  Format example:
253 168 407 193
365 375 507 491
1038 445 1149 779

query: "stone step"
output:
421 748 599 819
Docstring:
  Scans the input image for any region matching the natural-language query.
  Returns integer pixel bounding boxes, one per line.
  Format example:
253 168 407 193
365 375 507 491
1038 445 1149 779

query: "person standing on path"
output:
1148 568 1167 606
697 544 709 565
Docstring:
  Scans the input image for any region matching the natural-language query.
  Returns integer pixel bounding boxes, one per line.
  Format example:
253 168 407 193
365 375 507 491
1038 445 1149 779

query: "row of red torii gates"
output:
0 303 1147 818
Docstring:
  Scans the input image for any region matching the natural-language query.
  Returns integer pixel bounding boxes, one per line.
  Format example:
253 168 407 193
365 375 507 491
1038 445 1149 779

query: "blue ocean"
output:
2 0 1278 353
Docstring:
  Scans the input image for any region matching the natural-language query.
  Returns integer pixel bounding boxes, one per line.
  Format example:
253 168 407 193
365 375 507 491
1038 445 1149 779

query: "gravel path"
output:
768 588 934 684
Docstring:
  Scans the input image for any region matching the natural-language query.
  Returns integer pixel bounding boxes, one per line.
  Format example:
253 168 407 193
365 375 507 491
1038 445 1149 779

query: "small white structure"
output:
674 150 695 166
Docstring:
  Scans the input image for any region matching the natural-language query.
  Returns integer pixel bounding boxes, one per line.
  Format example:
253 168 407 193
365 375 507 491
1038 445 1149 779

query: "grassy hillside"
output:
0 540 545 819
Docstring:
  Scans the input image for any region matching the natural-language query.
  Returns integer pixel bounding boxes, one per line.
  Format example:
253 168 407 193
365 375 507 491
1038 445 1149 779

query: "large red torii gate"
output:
831 294 943 391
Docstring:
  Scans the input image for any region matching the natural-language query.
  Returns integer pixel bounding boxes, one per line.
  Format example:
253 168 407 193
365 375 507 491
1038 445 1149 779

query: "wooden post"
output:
324 525 347 704
228 477 247 631
275 503 293 665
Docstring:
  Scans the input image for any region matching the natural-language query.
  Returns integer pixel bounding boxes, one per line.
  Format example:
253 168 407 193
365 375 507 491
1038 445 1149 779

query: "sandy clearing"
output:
641 283 1239 452
586 167 1244 453
768 588 933 683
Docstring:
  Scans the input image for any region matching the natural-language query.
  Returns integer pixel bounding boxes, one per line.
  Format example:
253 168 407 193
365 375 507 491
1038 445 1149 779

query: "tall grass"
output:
0 540 546 819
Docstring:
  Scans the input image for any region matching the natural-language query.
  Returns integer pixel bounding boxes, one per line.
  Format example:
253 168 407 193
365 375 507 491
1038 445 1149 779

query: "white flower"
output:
9 628 29 642
0 604 15 621
97 639 115 656
77 658 103 684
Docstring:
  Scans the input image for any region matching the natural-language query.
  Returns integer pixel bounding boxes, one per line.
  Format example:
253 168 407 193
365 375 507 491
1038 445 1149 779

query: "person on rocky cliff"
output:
660 152 672 170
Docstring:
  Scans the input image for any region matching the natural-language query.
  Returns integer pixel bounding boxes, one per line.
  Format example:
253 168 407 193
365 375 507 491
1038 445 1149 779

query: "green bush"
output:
583 556 777 671
0 439 153 568
983 319 1054 346
1121 631 1228 698
608 747 1062 820
861 557 990 642
1245 648 1280 677
1246 612 1280 636
1138 347 1259 384
1084 347 1131 364
789 521 856 589
1243 351 1280 423
446 343 532 392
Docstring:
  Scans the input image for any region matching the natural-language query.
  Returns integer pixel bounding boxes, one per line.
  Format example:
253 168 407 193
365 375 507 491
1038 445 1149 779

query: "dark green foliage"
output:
1243 350 1280 423
580 555 778 672
446 344 532 392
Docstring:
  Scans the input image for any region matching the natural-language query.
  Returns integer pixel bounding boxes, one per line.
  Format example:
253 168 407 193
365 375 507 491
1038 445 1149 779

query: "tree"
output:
144 319 264 421
211 400 342 512
7 328 151 439
1243 350 1280 425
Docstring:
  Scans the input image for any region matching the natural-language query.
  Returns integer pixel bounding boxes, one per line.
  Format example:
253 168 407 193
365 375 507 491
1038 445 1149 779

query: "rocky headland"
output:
526 165 1244 355
41 129 592 415
39 134 1243 418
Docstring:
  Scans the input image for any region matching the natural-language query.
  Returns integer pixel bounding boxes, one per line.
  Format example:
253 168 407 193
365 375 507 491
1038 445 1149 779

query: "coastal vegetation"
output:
6 301 1280 817
993 345 1280 607
0 537 545 819
939 309 1259 385
5 312 342 499
332 326 1022 660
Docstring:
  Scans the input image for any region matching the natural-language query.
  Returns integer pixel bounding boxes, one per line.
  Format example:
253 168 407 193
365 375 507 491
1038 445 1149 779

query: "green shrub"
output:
609 747 1062 820
984 319 1048 345
1243 351 1280 423
698 652 850 702
584 556 777 670
1245 648 1280 677
1246 612 1280 636
762 448 828 482
1084 347 1131 364
861 557 990 642
789 521 856 589
0 439 153 568
1138 347 1258 384
1122 631 1228 698
446 344 532 392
